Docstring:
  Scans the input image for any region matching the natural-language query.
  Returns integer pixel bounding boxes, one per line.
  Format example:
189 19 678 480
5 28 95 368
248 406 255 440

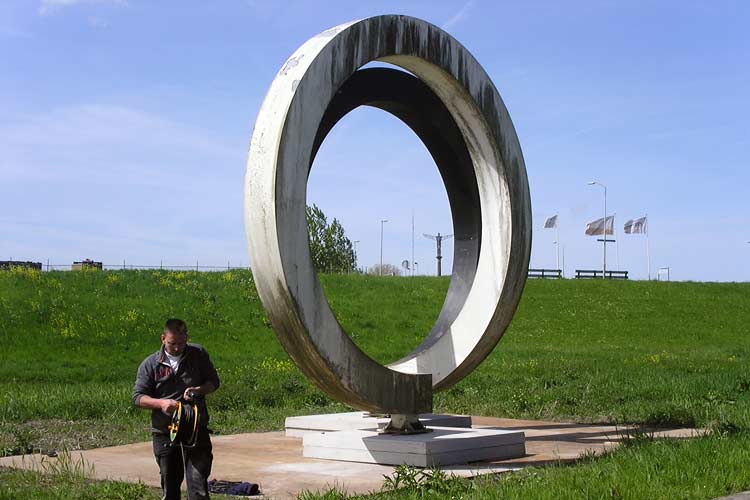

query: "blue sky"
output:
1 1 748 281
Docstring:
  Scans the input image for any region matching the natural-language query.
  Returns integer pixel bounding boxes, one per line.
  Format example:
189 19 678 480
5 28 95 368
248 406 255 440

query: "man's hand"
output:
183 382 217 401
135 395 179 414
183 387 199 401
160 399 178 415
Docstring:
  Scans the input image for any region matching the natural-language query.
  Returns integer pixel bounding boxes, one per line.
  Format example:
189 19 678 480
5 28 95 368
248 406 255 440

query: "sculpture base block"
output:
285 412 471 437
302 426 526 467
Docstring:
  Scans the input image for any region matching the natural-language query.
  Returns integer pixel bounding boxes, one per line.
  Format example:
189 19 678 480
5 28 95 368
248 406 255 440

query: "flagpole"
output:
587 181 607 279
562 245 565 278
555 213 560 272
646 214 650 280
604 185 607 279
615 213 620 271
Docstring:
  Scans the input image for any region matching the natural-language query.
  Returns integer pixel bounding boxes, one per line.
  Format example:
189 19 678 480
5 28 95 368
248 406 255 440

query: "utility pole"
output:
423 232 453 276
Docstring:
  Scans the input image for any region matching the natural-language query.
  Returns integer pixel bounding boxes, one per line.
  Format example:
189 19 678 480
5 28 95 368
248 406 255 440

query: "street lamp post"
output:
379 219 388 276
588 181 607 279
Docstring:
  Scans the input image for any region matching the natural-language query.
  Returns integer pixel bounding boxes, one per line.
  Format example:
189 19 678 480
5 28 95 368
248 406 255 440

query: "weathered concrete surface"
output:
285 411 471 437
0 417 702 499
245 14 532 415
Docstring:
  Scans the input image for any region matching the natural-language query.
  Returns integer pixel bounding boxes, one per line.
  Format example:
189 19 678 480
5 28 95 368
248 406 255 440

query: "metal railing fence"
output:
39 262 250 272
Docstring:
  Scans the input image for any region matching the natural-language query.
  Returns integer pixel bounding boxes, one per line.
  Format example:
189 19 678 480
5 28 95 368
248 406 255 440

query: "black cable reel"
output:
168 392 206 448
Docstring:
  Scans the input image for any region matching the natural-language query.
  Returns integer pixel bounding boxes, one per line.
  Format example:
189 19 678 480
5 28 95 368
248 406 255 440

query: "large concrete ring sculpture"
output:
245 15 532 416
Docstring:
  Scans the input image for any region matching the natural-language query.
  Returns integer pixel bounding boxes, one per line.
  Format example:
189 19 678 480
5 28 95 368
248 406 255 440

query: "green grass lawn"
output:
0 268 748 498
304 431 750 500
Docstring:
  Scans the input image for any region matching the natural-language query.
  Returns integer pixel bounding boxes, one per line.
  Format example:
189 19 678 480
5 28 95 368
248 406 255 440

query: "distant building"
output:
0 261 42 271
72 259 103 271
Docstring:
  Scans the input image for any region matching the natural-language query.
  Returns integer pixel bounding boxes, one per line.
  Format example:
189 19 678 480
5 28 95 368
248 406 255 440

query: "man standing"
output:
133 318 220 500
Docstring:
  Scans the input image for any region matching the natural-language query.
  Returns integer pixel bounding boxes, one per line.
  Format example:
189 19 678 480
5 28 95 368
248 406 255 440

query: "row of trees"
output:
306 204 357 274
306 204 406 275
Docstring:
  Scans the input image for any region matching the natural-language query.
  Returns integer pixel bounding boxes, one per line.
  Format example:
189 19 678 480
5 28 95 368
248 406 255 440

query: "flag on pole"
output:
585 216 614 236
624 216 648 234
543 214 558 229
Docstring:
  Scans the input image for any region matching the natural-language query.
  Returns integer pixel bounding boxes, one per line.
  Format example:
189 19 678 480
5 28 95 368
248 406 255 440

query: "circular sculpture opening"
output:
245 15 532 415
307 103 453 364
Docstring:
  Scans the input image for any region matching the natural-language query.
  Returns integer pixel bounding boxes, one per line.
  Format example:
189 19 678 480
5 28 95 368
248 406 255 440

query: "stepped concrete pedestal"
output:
285 411 471 437
302 425 526 467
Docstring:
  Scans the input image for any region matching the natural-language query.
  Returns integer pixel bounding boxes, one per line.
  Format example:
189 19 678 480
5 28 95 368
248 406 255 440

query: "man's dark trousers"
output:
153 431 212 500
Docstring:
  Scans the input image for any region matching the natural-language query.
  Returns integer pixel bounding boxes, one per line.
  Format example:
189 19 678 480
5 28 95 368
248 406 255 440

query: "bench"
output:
575 269 628 280
528 268 562 279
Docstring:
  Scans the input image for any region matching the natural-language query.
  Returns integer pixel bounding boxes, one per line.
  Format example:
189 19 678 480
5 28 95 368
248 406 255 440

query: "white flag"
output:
544 215 558 229
624 216 648 234
585 216 614 236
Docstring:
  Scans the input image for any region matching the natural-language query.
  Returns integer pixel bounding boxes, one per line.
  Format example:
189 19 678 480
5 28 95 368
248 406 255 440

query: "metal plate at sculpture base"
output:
303 427 526 467
285 412 471 438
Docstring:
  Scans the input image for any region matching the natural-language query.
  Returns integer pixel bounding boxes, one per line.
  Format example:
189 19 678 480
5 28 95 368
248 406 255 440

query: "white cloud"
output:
87 16 108 28
0 24 31 38
38 0 127 16
1 103 234 160
442 0 474 30
0 102 246 266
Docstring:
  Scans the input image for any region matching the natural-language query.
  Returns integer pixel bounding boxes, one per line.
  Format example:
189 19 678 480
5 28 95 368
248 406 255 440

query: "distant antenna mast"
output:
423 232 453 276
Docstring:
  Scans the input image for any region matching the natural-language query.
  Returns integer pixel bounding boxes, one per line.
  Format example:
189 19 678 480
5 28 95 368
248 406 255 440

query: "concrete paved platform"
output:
0 416 701 499
285 411 471 437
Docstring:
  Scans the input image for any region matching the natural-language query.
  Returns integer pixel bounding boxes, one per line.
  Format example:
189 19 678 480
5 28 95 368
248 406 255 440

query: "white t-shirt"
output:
165 352 182 373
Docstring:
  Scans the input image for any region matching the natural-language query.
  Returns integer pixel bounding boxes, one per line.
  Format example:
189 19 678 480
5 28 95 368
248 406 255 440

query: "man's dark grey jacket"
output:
132 343 220 434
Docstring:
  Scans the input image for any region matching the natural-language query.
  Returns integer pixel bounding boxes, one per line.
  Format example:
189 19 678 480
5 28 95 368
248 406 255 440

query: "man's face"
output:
162 331 188 356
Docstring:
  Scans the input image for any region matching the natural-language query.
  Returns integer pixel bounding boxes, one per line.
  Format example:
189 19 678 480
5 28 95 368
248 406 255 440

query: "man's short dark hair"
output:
164 318 188 336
